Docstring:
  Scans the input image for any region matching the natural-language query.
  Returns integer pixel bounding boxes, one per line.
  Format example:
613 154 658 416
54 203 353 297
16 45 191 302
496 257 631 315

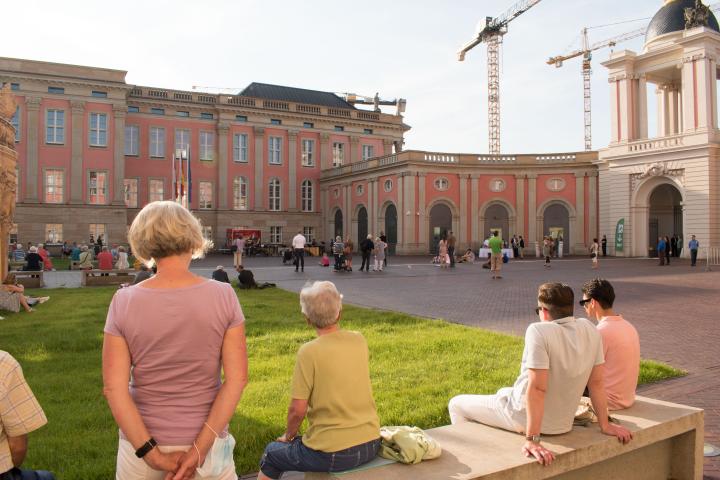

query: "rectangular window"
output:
45 224 63 243
150 127 165 157
332 142 344 167
334 125 344 132
235 115 247 122
128 106 140 113
199 131 214 160
91 91 107 98
149 179 164 202
45 169 64 203
89 112 108 146
303 122 314 129
11 106 20 142
268 180 281 211
48 86 64 94
124 178 138 208
124 125 139 155
150 107 165 115
46 109 65 144
301 181 313 212
270 226 282 244
89 224 106 243
10 83 19 91
303 226 314 243
175 129 190 156
270 119 282 125
200 112 213 120
233 133 248 162
362 144 374 161
364 128 373 134
233 177 248 210
176 111 190 117
88 171 108 205
268 136 282 164
199 181 213 209
301 139 314 166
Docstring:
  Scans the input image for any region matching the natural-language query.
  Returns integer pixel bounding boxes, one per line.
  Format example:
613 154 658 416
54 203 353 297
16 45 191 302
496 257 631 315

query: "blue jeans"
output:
0 469 55 480
260 437 380 479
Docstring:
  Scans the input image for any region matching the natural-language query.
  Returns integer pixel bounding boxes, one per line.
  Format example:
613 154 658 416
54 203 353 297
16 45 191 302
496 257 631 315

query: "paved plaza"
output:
41 253 720 476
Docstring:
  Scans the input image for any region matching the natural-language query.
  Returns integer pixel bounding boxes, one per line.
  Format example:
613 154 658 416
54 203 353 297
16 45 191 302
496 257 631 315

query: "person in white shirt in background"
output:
292 231 307 273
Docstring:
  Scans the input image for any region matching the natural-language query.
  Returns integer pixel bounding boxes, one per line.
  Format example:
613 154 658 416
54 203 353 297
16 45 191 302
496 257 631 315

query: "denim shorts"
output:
259 437 381 479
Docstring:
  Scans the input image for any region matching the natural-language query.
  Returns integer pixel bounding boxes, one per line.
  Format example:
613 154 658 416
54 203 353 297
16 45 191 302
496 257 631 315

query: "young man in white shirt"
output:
448 283 632 465
292 231 307 273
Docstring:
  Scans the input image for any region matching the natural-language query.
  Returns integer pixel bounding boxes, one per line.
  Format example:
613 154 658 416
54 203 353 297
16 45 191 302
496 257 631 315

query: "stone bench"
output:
13 271 44 289
81 269 136 287
71 260 98 270
300 396 703 480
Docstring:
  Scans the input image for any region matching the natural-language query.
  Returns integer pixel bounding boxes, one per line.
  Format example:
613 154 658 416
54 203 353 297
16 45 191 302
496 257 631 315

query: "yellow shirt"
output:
292 330 380 452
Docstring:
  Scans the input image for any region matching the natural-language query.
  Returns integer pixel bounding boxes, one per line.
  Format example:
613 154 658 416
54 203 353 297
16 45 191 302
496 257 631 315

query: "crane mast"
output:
458 0 542 155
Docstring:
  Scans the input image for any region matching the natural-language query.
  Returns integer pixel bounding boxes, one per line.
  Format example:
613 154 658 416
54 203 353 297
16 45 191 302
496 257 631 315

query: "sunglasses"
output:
579 298 592 307
534 306 545 315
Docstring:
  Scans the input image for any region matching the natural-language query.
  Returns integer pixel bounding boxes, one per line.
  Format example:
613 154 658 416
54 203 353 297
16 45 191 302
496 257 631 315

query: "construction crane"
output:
340 92 407 116
457 0 543 155
547 27 645 151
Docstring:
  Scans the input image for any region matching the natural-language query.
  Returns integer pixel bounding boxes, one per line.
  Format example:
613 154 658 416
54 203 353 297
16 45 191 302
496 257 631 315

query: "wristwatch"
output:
525 434 541 443
135 437 158 458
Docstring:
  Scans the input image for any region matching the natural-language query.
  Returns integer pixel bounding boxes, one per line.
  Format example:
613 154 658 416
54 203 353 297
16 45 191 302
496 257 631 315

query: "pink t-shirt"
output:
597 316 640 410
104 280 244 445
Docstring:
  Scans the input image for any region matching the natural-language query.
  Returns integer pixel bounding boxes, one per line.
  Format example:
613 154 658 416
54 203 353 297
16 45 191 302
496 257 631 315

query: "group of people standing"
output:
656 234 689 266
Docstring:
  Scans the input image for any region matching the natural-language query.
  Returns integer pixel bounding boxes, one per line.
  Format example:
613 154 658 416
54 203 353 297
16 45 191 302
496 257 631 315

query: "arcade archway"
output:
543 203 570 255
429 203 452 254
648 183 683 256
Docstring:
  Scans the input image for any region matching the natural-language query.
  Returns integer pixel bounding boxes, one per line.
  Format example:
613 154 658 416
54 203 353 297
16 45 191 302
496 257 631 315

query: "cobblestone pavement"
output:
41 253 720 476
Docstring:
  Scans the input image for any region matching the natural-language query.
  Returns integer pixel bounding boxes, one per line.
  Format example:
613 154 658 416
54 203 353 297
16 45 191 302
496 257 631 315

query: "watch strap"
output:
525 434 541 442
135 437 158 458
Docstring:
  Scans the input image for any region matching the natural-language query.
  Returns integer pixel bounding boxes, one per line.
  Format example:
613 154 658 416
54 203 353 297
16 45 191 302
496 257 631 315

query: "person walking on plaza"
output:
657 236 667 266
437 236 449 270
601 235 607 257
359 234 374 272
257 281 380 479
344 237 354 272
589 238 600 270
374 237 387 272
664 236 671 265
519 235 525 259
488 231 503 279
448 282 632 466
447 231 457 268
233 234 246 268
103 201 248 479
292 231 306 273
689 235 700 267
581 279 640 410
379 231 388 268
543 237 552 268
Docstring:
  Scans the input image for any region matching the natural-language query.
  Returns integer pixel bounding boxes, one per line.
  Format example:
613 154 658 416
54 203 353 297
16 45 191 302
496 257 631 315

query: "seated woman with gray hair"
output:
258 281 380 479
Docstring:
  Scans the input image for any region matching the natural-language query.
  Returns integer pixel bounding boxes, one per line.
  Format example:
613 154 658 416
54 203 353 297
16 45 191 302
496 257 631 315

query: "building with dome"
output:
598 0 720 257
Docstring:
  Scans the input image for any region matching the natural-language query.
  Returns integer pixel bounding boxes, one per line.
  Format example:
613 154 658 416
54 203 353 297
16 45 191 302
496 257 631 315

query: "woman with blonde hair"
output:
0 272 49 313
115 245 130 270
102 201 248 479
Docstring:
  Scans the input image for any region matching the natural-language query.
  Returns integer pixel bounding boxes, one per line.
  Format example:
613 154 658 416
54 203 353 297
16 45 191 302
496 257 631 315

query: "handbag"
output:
230 245 237 253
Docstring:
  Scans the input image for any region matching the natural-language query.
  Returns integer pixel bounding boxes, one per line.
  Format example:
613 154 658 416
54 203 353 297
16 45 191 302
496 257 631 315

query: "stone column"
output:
527 174 538 246
288 130 298 211
515 174 525 237
588 171 598 242
217 122 229 209
112 105 126 205
396 173 404 251
25 96 41 203
382 138 393 156
253 127 265 210
320 133 330 170
369 177 377 236
70 100 85 204
418 173 428 252
343 183 351 240
1 88 19 279
637 76 648 139
349 136 359 164
470 174 479 250
403 172 415 251
459 174 468 246
575 172 586 252
320 187 329 240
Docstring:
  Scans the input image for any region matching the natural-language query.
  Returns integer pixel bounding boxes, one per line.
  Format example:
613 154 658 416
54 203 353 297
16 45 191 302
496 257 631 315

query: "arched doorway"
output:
334 209 343 240
648 184 683 257
543 203 570 255
357 206 368 246
384 204 397 255
484 204 510 243
429 203 452 254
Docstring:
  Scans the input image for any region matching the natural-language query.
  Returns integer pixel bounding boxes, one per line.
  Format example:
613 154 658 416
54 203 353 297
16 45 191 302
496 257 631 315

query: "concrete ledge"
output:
302 396 703 480
81 269 136 286
14 270 44 288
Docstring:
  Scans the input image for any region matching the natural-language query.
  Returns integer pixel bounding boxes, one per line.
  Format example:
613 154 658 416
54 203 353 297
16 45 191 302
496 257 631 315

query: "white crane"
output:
458 0 543 155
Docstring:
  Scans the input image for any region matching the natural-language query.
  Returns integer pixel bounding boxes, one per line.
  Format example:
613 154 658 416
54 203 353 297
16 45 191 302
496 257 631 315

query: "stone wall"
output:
0 85 18 279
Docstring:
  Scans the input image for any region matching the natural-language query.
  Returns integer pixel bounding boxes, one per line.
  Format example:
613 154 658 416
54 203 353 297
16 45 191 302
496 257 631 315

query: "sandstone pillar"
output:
0 86 18 279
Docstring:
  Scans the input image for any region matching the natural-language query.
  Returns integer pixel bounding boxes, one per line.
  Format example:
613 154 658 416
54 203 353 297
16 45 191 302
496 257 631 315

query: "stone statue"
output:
685 0 711 29
0 83 18 279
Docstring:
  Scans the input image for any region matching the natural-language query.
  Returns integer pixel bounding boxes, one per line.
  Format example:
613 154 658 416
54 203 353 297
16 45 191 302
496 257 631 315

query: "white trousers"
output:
116 438 238 480
233 251 243 267
374 258 384 271
448 389 522 433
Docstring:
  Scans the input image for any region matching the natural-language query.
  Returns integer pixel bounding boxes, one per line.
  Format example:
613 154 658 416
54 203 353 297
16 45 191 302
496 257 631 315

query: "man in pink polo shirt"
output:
580 278 640 410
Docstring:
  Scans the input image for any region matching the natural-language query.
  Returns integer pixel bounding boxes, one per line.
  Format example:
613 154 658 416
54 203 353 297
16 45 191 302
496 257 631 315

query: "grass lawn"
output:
1 287 684 478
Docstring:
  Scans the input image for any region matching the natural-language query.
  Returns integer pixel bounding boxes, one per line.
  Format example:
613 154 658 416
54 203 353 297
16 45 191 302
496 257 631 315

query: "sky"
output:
4 0 673 154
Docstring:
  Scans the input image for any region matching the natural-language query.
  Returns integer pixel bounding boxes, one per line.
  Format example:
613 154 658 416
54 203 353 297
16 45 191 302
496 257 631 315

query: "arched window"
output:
301 180 313 212
233 177 248 210
268 178 281 211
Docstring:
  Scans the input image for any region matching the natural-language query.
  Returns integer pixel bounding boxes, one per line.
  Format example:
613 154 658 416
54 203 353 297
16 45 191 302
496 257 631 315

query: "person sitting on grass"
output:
236 266 275 289
448 282 632 466
212 265 231 284
0 273 49 313
258 281 380 479
0 350 56 480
